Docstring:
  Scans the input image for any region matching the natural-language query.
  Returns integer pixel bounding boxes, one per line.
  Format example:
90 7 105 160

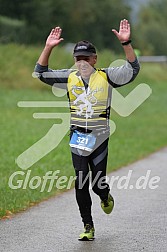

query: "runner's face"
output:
74 55 97 78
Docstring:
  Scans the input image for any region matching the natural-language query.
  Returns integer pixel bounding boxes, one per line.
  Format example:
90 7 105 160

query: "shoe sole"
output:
78 236 95 241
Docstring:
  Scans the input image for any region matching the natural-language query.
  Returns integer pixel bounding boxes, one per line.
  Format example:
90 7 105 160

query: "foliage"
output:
135 0 167 55
0 15 25 43
0 0 131 52
1 0 167 54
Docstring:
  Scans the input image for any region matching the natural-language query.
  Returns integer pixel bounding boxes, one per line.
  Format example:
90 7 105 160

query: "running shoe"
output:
101 193 114 214
79 224 95 241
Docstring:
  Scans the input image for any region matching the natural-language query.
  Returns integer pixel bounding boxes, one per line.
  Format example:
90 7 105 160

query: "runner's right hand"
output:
46 27 64 48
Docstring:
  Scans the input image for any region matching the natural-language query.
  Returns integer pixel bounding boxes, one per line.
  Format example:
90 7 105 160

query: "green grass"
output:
0 44 167 219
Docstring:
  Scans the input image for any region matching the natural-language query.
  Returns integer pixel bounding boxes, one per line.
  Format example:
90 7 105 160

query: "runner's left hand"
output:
112 19 131 43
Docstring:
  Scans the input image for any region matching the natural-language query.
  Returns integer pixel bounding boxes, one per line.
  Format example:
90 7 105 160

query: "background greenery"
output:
0 43 167 219
0 0 167 54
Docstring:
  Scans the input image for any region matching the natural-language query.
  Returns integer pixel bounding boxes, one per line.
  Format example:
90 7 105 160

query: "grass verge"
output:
0 44 167 219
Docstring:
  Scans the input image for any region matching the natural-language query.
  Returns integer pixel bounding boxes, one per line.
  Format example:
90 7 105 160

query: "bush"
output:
0 15 25 43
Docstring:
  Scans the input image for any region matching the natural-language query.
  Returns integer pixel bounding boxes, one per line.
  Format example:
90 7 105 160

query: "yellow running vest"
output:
67 69 112 130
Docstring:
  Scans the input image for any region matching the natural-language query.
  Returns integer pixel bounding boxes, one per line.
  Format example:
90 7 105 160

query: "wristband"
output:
121 40 132 46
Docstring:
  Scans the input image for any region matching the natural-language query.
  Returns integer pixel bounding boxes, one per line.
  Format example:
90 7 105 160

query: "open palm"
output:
112 19 131 43
46 27 64 48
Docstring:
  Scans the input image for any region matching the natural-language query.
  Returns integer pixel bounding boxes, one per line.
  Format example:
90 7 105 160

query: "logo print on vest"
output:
71 86 103 118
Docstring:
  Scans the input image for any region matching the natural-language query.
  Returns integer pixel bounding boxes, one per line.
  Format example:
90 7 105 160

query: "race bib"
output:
69 130 96 152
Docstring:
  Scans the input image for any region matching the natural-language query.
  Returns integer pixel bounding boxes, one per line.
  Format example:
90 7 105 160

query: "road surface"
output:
0 148 167 252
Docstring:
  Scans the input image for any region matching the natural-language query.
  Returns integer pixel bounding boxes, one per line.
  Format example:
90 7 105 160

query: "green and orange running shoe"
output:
101 193 114 214
78 224 95 241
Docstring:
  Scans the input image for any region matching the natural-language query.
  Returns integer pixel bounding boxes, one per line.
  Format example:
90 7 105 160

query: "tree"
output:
135 0 167 55
0 0 131 52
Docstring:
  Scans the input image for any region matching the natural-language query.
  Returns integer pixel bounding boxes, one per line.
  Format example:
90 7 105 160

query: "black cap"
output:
73 40 96 57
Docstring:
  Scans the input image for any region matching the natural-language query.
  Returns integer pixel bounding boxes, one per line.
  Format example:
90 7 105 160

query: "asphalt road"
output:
0 148 167 252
